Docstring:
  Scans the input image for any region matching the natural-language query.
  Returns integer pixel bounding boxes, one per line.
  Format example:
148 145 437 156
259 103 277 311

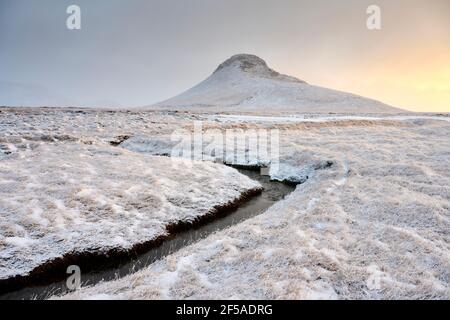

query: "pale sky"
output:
0 0 448 111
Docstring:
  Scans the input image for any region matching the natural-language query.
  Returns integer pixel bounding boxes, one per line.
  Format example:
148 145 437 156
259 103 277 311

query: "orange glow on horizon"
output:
289 48 450 113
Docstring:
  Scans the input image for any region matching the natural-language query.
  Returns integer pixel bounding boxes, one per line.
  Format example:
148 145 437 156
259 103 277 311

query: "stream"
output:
0 168 295 300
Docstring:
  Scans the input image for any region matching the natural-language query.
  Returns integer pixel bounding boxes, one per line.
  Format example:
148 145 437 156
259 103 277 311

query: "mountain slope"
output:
154 54 404 113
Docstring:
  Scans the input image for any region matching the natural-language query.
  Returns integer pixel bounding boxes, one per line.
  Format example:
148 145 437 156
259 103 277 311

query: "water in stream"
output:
0 168 295 300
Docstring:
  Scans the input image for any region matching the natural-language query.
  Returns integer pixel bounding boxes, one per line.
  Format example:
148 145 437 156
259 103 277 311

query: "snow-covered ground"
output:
46 111 449 300
0 118 261 279
1 108 449 299
210 114 450 123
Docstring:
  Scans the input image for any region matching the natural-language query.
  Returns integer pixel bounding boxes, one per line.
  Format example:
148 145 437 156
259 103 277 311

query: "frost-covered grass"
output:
212 114 450 123
54 113 450 300
0 138 260 280
1 108 449 299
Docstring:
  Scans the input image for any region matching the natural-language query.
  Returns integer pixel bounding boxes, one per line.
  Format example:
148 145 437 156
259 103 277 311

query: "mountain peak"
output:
214 54 268 72
213 54 306 84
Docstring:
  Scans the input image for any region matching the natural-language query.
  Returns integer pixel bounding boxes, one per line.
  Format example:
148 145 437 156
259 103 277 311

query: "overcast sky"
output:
0 0 448 111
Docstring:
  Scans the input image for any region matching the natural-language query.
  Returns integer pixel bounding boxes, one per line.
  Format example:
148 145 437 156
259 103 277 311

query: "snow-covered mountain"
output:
154 54 404 113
